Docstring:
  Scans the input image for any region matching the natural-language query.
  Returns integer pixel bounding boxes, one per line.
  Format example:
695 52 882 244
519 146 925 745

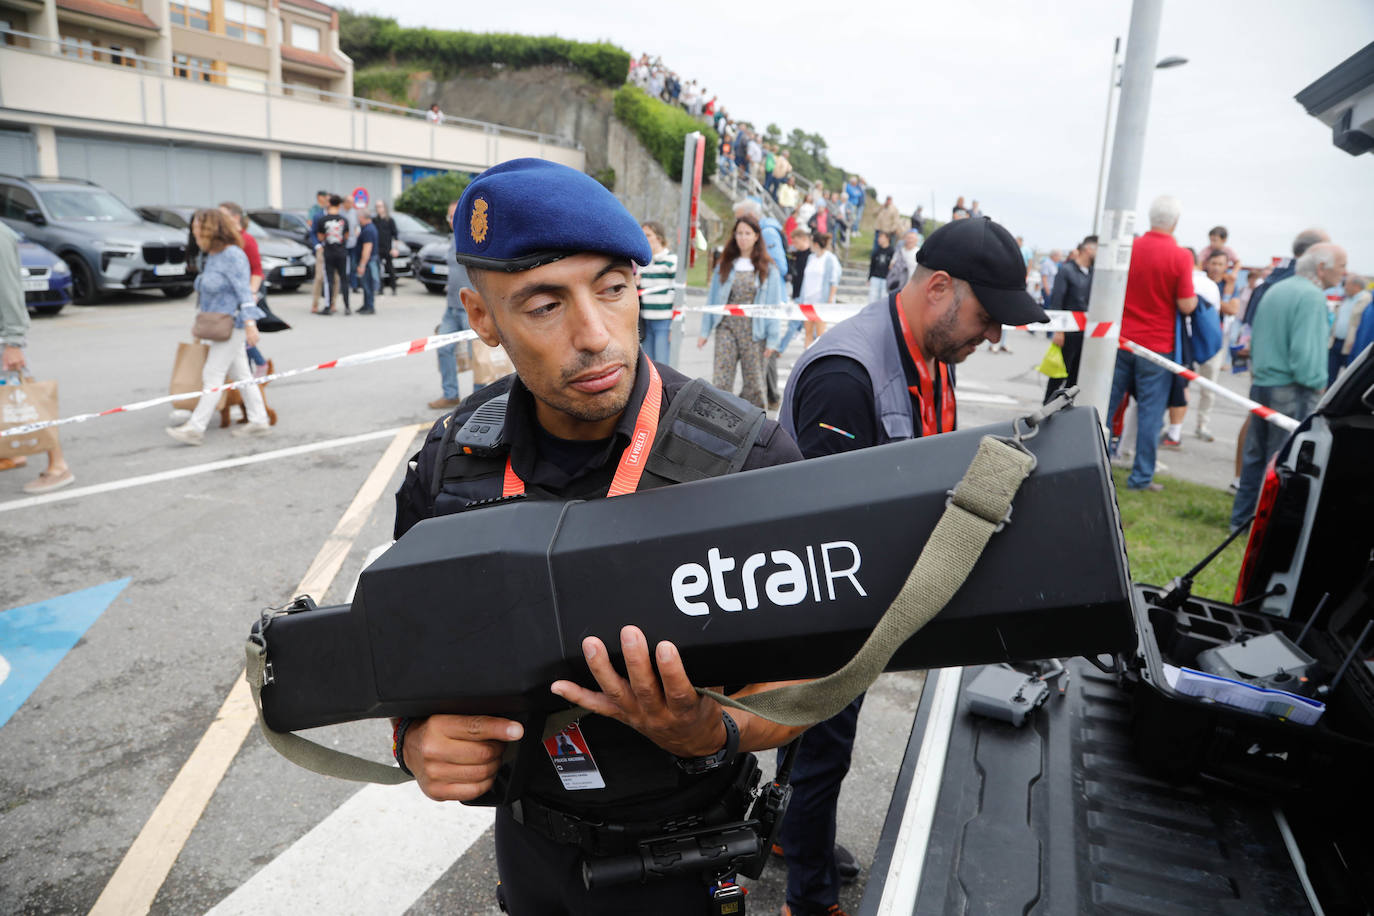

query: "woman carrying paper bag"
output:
166 209 271 446
0 222 74 494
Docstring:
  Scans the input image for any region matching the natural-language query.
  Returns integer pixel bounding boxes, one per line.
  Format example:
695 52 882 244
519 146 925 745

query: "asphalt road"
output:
0 279 1250 914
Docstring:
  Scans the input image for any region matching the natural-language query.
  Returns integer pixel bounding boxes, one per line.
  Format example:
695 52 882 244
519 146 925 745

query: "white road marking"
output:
955 391 1021 406
0 426 417 515
205 783 495 916
88 425 423 916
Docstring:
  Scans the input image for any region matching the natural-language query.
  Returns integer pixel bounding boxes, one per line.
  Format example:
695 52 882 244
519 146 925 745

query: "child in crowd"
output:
868 231 893 301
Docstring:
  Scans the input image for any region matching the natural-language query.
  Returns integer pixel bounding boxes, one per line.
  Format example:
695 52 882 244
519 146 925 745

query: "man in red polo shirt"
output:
1108 195 1197 491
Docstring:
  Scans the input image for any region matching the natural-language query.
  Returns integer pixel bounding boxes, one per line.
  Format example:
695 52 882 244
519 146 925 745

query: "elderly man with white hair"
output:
1106 195 1197 492
1230 241 1347 529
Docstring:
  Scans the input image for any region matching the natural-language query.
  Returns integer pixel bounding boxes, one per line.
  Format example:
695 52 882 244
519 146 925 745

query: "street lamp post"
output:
1091 43 1188 236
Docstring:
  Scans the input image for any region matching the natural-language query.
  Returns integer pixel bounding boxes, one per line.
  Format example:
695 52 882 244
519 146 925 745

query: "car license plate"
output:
393 258 409 270
154 263 187 277
23 278 47 292
281 266 308 277
432 264 449 276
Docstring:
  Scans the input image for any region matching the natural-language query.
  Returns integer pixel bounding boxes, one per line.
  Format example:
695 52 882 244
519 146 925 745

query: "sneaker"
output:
22 467 75 494
230 422 273 438
781 904 851 916
1160 432 1183 450
1128 482 1165 493
166 423 204 446
1195 427 1216 442
1228 477 1240 493
428 396 462 409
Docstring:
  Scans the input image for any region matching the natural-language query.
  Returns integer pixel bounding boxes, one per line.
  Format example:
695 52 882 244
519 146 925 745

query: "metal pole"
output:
668 132 702 370
1076 0 1164 424
1091 37 1121 237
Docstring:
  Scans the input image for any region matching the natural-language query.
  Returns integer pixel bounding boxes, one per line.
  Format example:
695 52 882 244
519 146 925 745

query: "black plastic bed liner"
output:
861 660 1312 915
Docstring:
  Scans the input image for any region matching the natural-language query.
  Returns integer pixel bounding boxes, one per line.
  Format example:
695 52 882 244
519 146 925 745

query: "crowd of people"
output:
1017 198 1371 520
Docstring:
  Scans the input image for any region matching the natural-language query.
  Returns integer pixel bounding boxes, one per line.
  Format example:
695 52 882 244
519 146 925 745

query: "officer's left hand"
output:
551 625 726 759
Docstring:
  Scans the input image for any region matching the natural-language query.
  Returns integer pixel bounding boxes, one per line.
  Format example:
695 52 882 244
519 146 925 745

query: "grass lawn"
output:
1112 468 1245 601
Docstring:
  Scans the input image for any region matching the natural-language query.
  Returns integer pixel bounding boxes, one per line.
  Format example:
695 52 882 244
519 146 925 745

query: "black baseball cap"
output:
916 217 1048 325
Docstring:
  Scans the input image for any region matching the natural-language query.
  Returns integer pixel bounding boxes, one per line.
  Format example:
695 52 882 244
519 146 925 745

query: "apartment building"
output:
0 0 582 209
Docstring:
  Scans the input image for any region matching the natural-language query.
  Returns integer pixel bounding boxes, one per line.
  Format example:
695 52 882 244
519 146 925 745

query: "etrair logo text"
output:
671 542 866 616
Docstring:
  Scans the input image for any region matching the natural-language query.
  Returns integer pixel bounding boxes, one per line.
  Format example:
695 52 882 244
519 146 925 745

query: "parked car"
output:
413 240 449 294
137 206 314 291
248 208 314 248
0 175 192 304
19 236 72 316
391 210 447 253
864 347 1374 916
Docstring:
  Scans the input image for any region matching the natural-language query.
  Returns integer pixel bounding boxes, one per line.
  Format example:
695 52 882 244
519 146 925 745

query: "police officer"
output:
391 158 808 915
776 216 1047 916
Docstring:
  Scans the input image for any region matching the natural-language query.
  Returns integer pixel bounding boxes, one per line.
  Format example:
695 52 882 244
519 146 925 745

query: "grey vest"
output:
780 296 914 444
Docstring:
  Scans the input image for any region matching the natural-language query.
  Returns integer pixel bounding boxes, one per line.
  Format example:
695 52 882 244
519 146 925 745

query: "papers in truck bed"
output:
1162 664 1326 725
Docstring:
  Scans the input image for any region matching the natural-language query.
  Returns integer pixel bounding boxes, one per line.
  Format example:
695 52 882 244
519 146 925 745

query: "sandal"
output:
23 467 75 494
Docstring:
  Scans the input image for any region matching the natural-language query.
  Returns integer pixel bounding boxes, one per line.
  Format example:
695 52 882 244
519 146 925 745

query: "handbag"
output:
255 297 291 334
192 310 234 342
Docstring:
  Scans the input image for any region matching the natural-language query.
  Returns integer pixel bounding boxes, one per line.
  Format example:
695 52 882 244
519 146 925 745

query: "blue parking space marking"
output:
0 578 130 729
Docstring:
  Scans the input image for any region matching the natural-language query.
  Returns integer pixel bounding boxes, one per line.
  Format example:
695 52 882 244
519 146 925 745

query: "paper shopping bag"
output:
471 343 515 385
171 341 211 410
0 376 60 458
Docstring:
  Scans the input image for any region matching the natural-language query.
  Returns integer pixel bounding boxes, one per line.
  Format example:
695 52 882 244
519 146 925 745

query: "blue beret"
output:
453 158 652 272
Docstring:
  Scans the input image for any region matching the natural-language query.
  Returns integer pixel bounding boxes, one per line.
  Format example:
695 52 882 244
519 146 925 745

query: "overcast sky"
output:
374 0 1373 268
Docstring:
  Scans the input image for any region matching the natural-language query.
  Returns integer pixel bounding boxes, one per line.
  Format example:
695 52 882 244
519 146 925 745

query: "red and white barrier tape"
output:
1118 340 1298 431
1 330 480 439
672 302 1117 334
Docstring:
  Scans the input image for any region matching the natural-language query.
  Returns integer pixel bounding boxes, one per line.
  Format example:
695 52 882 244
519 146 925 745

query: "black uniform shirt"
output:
790 297 955 459
393 354 802 817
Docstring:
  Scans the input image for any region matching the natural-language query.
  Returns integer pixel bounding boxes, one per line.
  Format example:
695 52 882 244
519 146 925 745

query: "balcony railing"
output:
0 28 582 152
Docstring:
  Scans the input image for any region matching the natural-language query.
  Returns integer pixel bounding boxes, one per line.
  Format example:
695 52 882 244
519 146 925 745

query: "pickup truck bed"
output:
860 660 1313 915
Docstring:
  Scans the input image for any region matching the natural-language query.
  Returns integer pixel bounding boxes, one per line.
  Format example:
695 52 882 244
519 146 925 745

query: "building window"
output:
170 0 211 31
289 23 320 53
60 36 96 60
173 52 216 82
225 64 267 92
224 1 267 44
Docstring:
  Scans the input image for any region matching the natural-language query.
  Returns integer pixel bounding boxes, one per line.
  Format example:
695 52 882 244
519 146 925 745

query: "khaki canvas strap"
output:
701 435 1036 726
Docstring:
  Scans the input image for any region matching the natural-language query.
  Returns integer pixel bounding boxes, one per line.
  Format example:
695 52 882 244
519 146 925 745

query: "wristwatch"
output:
674 711 739 775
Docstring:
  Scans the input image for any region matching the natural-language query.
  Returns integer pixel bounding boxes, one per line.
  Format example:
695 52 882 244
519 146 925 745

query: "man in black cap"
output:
391 158 808 915
774 215 1045 916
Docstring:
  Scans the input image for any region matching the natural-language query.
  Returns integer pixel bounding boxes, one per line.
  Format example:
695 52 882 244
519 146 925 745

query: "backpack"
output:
1176 299 1223 366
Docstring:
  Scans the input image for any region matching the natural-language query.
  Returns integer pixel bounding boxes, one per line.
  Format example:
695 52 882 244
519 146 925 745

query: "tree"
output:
395 171 472 229
764 123 782 145
787 128 808 153
807 132 828 162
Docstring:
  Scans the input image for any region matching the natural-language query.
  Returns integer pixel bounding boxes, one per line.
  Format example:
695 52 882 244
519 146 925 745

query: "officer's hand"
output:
550 625 726 759
404 714 523 802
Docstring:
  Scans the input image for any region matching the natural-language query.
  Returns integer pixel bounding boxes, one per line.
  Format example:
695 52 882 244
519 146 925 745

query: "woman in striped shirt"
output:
638 222 678 366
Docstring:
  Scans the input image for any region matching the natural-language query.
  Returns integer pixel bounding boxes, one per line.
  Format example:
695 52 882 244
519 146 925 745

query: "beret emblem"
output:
470 197 490 246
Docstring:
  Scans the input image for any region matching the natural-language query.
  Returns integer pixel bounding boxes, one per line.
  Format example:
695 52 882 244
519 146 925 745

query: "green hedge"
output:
352 65 413 103
339 11 630 86
395 171 473 229
613 85 717 181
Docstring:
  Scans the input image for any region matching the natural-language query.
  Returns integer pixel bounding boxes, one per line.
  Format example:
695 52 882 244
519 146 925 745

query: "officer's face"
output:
461 254 640 439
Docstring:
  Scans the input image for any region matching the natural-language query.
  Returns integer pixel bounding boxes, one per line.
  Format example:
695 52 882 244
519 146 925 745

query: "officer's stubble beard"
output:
924 280 985 364
471 275 637 428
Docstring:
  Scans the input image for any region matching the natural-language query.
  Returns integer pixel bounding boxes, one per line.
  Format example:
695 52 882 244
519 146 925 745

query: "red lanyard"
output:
503 360 664 498
894 292 956 435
